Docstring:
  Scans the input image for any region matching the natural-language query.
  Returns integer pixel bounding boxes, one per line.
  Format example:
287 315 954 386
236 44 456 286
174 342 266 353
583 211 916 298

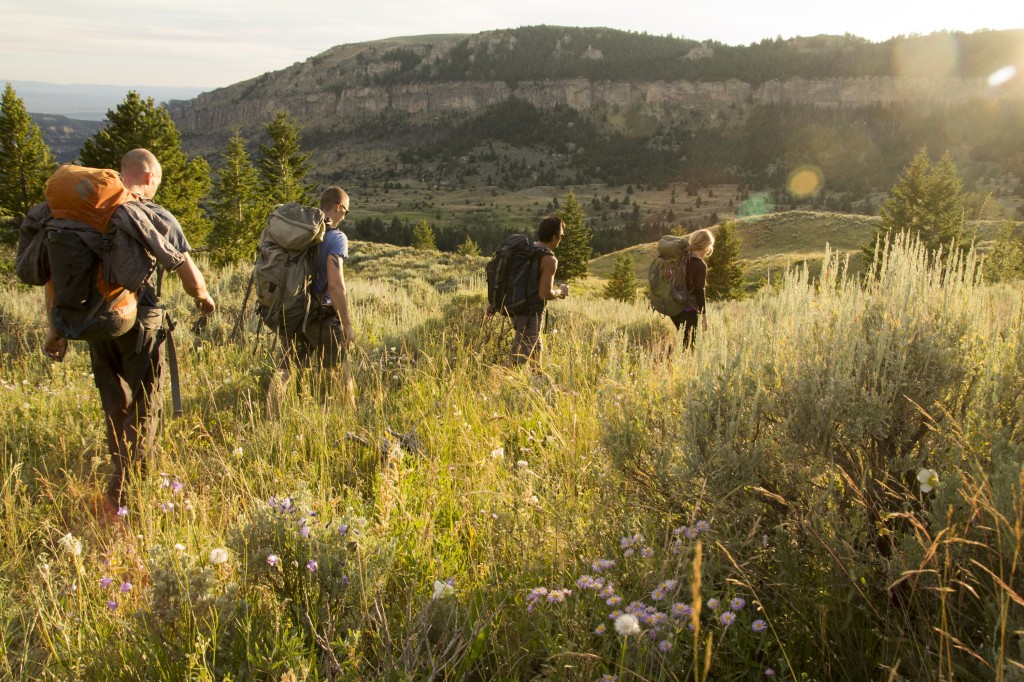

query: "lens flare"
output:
787 166 823 198
894 33 958 79
989 66 1017 88
738 192 774 217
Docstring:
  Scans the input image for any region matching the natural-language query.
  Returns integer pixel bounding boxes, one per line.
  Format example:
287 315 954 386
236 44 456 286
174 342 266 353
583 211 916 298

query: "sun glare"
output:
988 66 1017 87
893 33 959 78
788 166 823 198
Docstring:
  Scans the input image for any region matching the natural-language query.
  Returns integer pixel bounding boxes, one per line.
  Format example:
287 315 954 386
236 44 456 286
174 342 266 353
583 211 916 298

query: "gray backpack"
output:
648 234 698 316
252 203 327 336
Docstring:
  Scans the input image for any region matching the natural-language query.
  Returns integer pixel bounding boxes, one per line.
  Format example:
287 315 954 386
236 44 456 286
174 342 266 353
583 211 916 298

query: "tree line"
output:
3 83 1022 301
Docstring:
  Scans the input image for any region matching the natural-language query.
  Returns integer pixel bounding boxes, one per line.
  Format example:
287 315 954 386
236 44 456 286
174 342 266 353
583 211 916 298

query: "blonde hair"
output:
688 228 715 258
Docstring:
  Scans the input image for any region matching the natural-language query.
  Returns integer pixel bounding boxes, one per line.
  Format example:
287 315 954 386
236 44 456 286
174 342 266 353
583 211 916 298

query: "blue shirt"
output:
312 227 348 306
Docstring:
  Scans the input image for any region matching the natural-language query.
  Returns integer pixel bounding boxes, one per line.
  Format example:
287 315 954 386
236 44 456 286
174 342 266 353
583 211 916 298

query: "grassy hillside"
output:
2 231 1023 680
588 211 1011 292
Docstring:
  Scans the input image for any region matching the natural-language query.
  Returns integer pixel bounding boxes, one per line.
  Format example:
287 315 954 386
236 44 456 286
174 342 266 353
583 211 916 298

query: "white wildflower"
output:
490 447 505 459
59 533 82 557
614 613 641 636
432 580 455 600
173 543 186 553
516 460 528 468
917 468 939 494
208 547 229 565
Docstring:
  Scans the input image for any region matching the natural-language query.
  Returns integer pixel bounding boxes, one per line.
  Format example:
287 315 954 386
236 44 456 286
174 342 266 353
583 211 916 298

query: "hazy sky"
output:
1 0 1022 89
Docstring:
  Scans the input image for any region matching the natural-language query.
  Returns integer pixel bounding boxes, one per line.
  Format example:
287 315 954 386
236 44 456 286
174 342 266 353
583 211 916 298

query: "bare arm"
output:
537 254 567 301
327 253 354 345
173 253 215 315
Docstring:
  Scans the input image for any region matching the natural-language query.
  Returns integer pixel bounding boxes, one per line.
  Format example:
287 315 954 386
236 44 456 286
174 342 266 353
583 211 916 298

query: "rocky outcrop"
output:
169 75 1024 134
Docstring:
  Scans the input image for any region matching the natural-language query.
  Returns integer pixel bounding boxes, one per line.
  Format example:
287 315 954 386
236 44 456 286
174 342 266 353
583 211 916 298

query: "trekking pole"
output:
164 312 184 418
231 267 257 345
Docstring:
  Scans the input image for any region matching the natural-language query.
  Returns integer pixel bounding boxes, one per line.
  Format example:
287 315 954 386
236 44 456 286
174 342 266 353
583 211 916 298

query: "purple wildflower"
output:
307 559 318 573
719 611 736 627
106 600 118 610
658 640 673 652
117 506 128 517
120 582 132 593
764 669 775 677
100 577 113 589
752 619 768 632
640 547 654 558
706 597 720 610
547 589 571 604
595 623 607 635
170 480 184 495
267 554 280 567
730 597 746 611
671 602 693 619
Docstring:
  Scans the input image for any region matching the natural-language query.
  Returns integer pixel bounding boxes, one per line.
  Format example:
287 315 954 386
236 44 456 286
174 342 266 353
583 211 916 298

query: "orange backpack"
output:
44 165 139 340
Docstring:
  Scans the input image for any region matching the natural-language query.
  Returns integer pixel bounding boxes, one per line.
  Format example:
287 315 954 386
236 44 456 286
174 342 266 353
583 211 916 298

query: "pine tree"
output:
555 190 592 281
603 253 638 302
923 150 966 249
457 235 481 256
207 132 268 265
705 220 746 301
412 219 437 250
983 218 1024 282
867 147 966 263
0 83 56 218
80 91 211 244
258 111 314 206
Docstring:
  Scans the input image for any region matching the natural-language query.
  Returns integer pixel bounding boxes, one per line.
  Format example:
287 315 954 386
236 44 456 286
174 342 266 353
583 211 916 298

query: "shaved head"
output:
120 148 162 198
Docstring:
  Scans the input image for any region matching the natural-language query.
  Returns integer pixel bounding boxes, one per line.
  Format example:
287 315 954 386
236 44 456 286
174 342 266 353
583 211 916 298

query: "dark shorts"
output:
88 323 164 503
510 312 543 365
670 309 699 349
283 308 345 369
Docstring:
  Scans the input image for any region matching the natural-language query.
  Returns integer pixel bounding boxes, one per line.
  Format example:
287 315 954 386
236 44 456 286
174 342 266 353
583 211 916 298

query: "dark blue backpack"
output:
485 234 552 317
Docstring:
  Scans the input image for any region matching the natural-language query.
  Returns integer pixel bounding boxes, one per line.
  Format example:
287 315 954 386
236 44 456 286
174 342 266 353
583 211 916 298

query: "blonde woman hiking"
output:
670 228 714 349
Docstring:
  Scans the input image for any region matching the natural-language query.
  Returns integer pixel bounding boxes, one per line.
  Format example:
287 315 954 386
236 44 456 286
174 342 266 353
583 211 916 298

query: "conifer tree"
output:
867 147 966 263
80 91 211 244
457 235 481 256
705 220 746 301
555 190 592 281
207 132 268 265
258 111 314 206
983 218 1024 282
412 219 437 250
603 253 638 302
0 83 55 218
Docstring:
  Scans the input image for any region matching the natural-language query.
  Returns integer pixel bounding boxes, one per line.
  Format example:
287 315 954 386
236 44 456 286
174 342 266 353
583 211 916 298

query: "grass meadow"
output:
1 234 1023 681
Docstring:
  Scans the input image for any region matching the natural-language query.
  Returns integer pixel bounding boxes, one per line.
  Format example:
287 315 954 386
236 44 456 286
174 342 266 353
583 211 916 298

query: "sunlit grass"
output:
1 235 1022 680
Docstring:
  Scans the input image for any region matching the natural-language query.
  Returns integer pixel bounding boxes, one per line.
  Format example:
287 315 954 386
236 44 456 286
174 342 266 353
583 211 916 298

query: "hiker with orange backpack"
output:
18 148 214 515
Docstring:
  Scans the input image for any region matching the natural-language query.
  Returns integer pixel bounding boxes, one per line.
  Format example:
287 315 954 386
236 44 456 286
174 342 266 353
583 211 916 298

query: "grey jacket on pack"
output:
16 199 186 291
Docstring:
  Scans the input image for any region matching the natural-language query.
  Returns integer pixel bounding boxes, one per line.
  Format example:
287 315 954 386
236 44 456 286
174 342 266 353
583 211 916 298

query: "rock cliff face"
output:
169 75 1023 134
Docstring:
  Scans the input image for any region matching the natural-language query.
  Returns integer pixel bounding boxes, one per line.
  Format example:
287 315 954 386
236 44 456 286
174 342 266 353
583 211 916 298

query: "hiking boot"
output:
91 494 123 526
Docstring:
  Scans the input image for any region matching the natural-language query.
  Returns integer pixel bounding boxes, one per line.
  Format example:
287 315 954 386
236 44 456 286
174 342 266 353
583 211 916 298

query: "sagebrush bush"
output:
2 235 1022 681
